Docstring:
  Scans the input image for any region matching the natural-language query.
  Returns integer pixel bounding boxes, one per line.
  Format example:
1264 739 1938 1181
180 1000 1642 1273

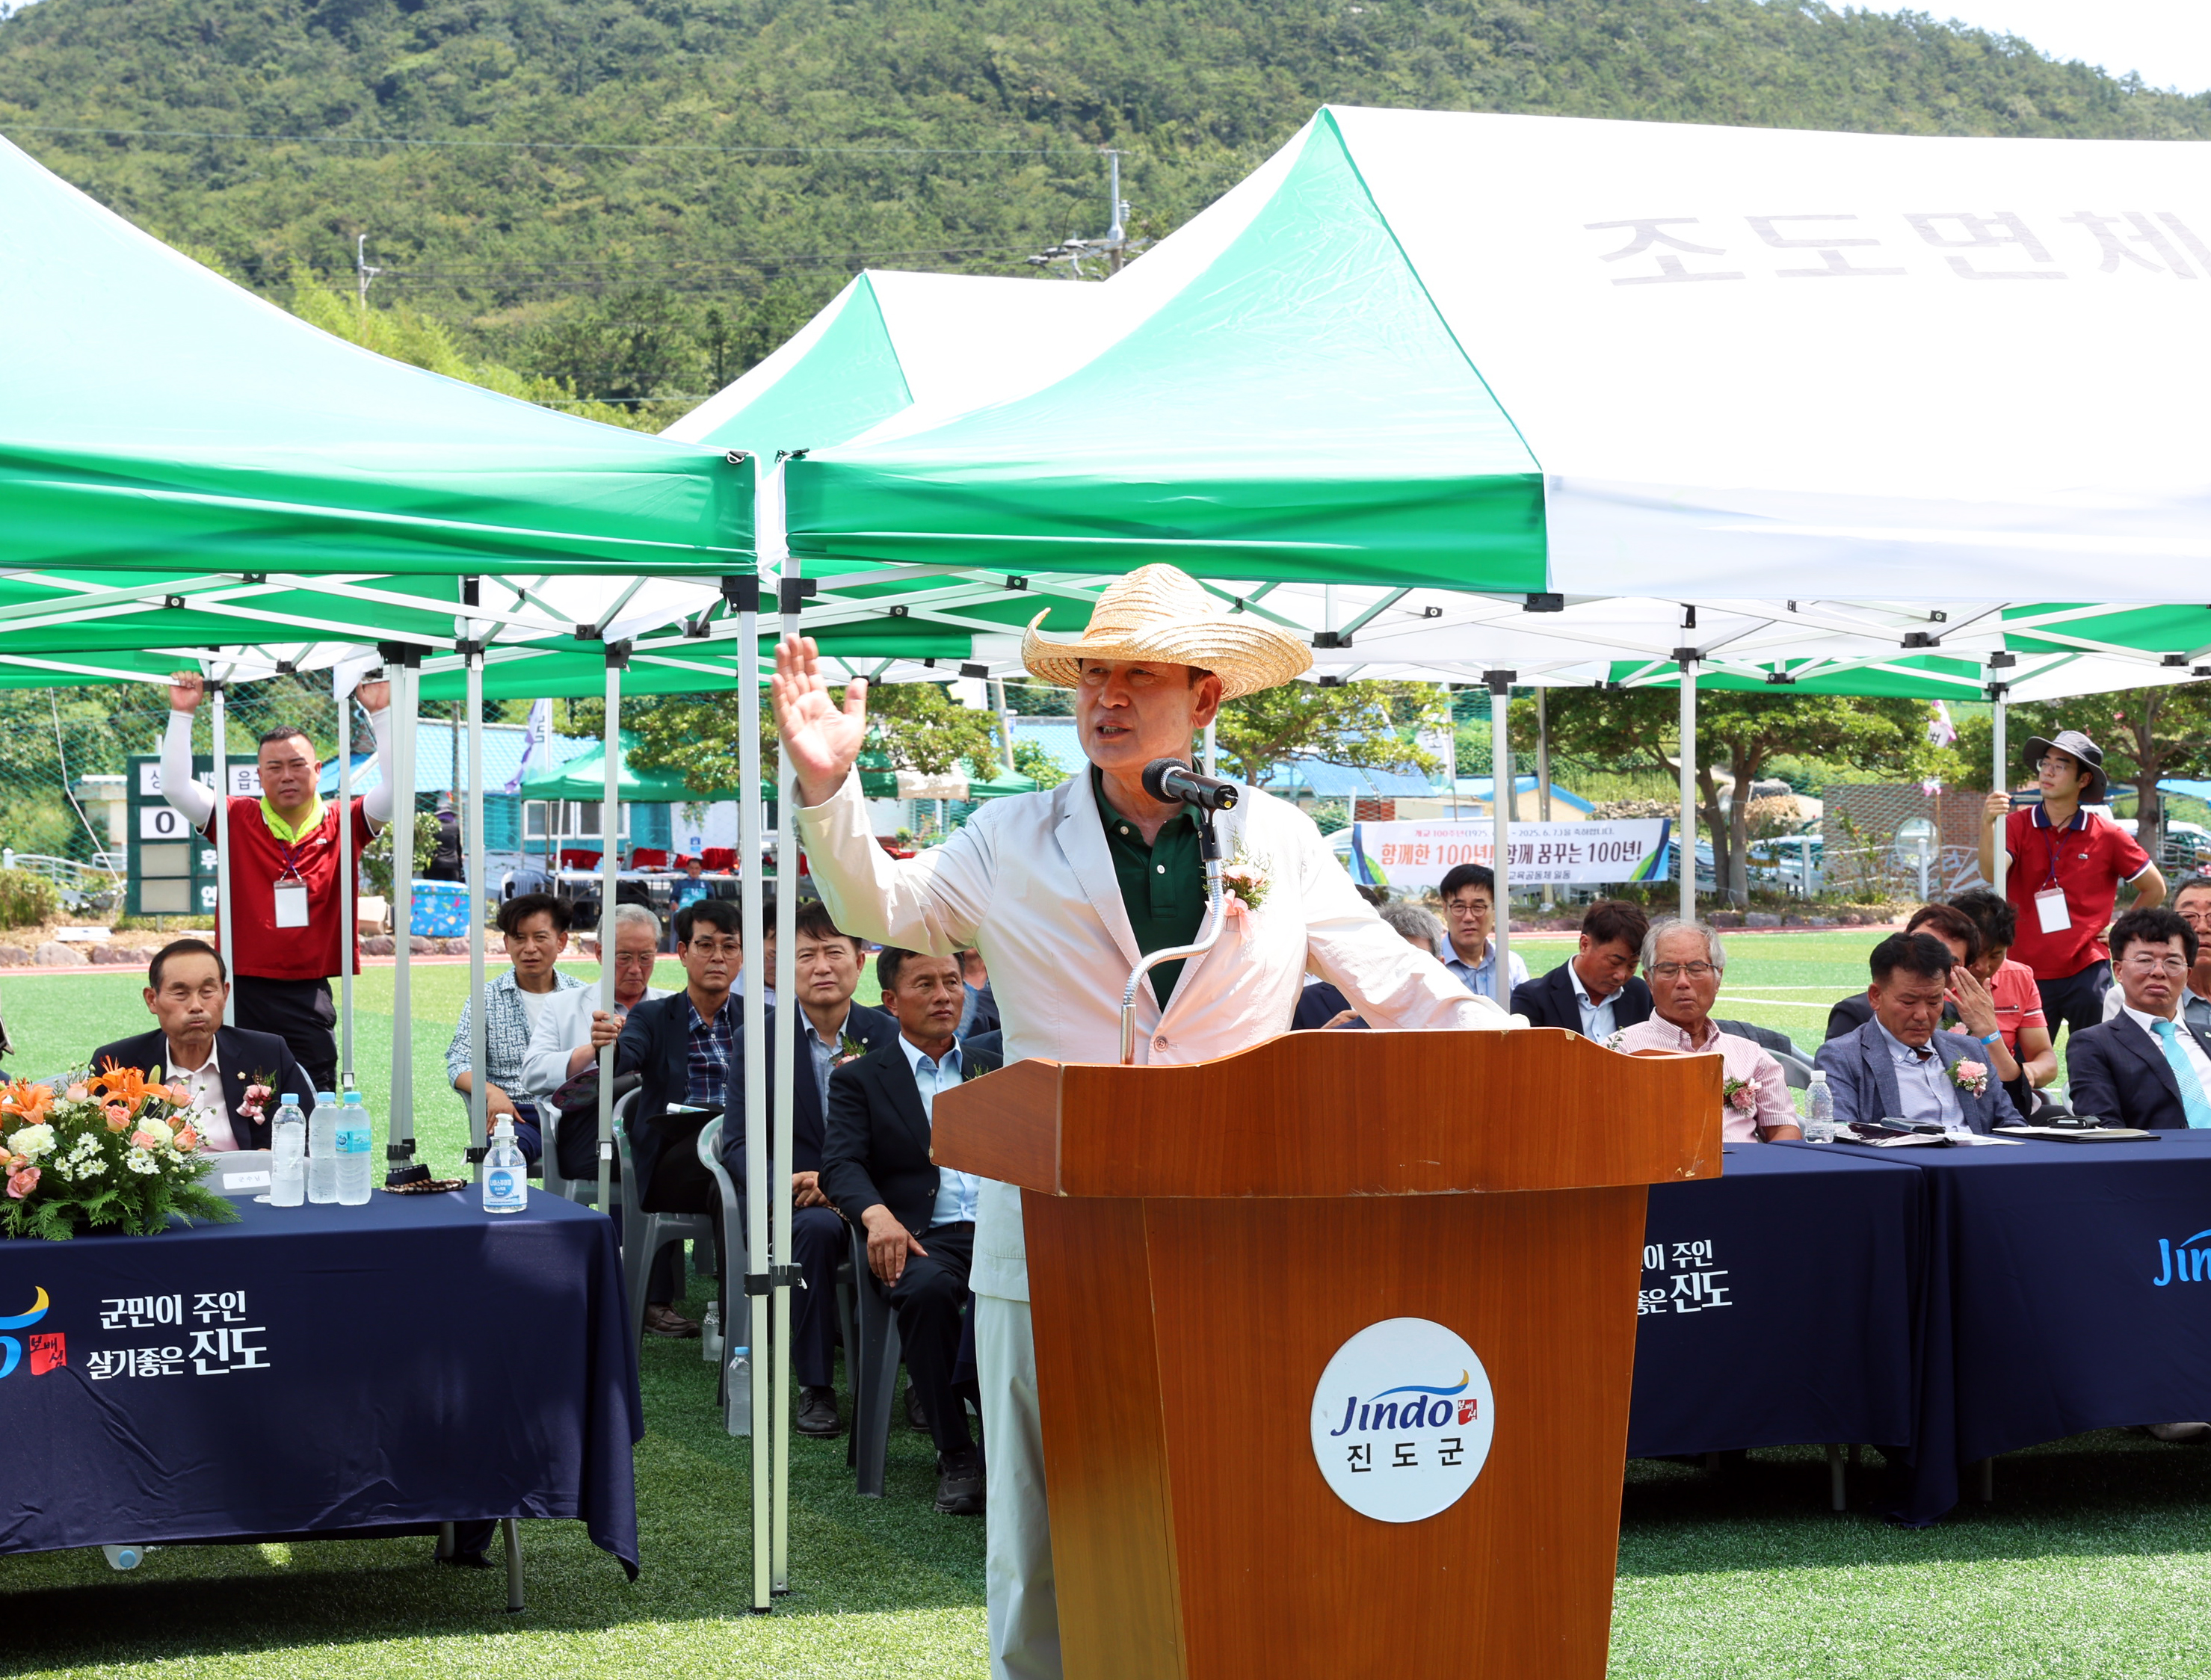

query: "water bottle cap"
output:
342 1092 363 1104
1809 1069 1828 1083
280 1093 298 1106
315 1092 336 1105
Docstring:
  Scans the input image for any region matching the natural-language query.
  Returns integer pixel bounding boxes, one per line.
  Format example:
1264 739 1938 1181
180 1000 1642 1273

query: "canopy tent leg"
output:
732 578 773 1615
465 620 488 1181
385 647 421 1179
1443 691 1458 819
1990 680 2009 896
1485 670 1513 1007
1677 612 1698 926
1537 687 1554 912
211 678 235 1028
593 647 628 1217
771 571 810 1596
993 676 1017 776
337 667 355 1090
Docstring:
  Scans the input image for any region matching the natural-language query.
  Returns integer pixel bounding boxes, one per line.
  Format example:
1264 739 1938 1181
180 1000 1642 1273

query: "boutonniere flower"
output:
1221 844 1272 914
833 1031 869 1069
1722 1075 1759 1115
961 1059 995 1084
1947 1059 1990 1098
1605 1030 1629 1053
238 1072 278 1123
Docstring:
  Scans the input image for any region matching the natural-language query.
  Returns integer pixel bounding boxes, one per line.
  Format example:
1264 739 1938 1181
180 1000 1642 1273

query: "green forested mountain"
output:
4 0 2207 421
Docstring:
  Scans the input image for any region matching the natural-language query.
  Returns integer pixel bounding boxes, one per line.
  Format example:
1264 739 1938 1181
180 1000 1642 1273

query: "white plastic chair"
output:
612 1090 714 1356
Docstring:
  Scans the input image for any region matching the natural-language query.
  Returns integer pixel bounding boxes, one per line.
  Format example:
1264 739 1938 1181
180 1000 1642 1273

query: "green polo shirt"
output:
1096 767 1206 1007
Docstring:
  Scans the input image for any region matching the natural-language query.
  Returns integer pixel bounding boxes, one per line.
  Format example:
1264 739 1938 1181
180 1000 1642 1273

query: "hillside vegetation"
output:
4 0 2206 422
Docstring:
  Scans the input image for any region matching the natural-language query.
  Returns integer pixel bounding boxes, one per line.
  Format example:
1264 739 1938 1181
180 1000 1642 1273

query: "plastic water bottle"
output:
1805 1070 1836 1143
102 1544 155 1570
481 1115 528 1214
307 1091 338 1203
701 1300 723 1363
334 1093 373 1205
269 1096 306 1207
727 1345 752 1435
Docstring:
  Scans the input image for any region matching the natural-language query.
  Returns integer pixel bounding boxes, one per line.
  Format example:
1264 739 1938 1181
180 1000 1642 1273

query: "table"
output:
0 1189 641 1574
1890 1130 2211 1524
1629 1141 1923 1460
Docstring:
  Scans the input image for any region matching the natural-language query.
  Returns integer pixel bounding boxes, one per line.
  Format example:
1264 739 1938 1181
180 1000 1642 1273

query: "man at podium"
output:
773 564 1516 1680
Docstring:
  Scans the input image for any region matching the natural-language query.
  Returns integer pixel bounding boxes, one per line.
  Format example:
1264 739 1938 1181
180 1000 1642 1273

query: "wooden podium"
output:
932 1028 1718 1680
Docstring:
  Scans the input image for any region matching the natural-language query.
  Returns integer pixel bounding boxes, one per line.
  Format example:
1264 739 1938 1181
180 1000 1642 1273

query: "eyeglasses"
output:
1648 962 1718 980
2033 755 2082 773
612 951 657 968
2121 954 2189 975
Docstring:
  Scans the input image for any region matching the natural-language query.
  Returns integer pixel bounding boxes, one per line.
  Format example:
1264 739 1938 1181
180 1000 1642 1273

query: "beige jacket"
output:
795 768 1515 1300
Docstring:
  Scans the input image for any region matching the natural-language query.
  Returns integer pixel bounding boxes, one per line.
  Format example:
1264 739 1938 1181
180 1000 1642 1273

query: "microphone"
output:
1141 758 1239 813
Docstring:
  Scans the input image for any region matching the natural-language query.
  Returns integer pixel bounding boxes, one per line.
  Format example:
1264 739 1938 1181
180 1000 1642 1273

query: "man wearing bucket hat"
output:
773 563 1514 1680
1979 728 2165 1042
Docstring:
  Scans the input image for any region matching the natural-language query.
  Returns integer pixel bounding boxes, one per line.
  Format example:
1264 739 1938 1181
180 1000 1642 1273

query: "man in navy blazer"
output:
1814 932 2022 1134
2066 907 2211 1130
1510 900 1653 1037
717 901 898 1436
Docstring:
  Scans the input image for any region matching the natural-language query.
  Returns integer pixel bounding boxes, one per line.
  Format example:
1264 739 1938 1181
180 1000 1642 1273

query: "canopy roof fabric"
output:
664 271 1103 461
4 137 750 576
788 105 2211 605
516 733 721 802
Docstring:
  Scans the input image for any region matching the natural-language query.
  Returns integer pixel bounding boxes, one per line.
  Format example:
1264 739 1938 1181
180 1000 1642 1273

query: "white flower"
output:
125 1149 158 1176
133 1117 173 1147
8 1124 55 1161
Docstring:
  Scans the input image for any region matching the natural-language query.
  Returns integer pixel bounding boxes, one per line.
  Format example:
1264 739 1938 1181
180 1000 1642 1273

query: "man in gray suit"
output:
1815 932 2023 1134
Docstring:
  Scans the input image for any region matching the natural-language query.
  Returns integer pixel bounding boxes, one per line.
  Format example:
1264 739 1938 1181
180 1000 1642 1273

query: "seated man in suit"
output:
718 900 898 1437
1825 903 1976 1043
1511 899 1652 1037
92 938 315 1150
822 947 997 1517
1612 918 1800 1141
2067 906 2211 1131
2102 874 2211 1036
614 895 758 1339
1814 932 2023 1133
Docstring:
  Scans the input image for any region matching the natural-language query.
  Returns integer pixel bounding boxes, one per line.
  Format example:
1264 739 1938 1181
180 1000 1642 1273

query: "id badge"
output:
2033 885 2071 935
273 880 310 929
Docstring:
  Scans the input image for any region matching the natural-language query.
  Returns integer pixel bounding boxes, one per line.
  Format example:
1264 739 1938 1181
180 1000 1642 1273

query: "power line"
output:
7 123 1108 157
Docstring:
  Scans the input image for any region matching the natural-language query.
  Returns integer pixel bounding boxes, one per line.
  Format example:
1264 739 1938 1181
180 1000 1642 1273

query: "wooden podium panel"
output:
934 1030 1718 1680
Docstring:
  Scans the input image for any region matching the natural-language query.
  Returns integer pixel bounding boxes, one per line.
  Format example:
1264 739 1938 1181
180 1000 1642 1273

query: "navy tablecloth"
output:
1891 1130 2211 1525
0 1189 641 1572
1629 1141 1923 1460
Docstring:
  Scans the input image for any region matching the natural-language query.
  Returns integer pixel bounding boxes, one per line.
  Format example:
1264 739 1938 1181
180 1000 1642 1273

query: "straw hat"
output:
1020 565 1312 700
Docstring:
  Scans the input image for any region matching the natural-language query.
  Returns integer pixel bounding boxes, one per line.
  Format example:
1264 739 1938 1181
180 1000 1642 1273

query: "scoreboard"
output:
126 754 263 918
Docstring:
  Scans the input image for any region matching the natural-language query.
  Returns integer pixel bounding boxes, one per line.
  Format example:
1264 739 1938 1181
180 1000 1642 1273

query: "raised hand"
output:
167 671 205 714
1946 963 2000 1040
356 678 392 714
771 635 869 808
1982 791 2011 829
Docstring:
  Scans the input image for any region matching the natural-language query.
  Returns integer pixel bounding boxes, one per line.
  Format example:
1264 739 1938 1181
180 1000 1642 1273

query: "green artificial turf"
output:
7 935 2193 1679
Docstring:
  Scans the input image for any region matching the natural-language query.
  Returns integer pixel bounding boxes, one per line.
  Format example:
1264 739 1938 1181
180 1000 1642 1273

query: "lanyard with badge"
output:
2035 821 2072 936
271 833 312 930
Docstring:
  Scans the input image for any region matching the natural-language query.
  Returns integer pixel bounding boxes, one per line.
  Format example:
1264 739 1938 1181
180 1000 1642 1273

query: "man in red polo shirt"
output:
162 672 397 1091
1979 728 2165 1043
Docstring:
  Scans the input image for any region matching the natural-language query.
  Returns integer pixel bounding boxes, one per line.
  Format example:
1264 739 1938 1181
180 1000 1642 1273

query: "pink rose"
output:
1727 1082 1758 1114
1955 1060 1987 1083
129 1129 161 1151
65 1084 89 1102
173 1127 200 1152
6 1165 39 1199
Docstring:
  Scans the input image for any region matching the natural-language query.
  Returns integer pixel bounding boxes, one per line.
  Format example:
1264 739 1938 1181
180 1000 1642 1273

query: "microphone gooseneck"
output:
1120 794 1230 1065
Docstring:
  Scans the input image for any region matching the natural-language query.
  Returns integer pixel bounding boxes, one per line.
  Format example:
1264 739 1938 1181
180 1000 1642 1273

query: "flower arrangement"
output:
239 1069 279 1128
1221 844 1272 914
1721 1075 1760 1116
1947 1059 1990 1099
0 1063 238 1241
835 1032 871 1069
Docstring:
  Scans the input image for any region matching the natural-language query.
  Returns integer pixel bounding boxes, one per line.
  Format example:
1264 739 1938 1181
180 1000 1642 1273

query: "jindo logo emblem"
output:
1310 1318 1494 1523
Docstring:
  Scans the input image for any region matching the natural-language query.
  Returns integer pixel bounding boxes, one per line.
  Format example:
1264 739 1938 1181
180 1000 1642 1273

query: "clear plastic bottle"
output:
269 1096 306 1207
334 1092 373 1205
700 1300 722 1363
727 1344 752 1435
481 1115 527 1214
307 1090 338 1203
1804 1070 1836 1143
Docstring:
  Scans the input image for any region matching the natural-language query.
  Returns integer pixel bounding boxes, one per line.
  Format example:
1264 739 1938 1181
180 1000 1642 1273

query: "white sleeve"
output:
790 773 991 955
359 705 397 829
520 990 585 1099
159 711 215 832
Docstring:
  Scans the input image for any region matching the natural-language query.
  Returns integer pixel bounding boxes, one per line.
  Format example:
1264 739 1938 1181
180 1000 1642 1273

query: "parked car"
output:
2112 818 2211 874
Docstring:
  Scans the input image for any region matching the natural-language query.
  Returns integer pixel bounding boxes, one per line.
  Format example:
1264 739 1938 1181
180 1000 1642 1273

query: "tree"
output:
1011 740 1070 791
612 683 1002 798
1522 688 1933 906
2004 685 2211 862
1210 682 1448 788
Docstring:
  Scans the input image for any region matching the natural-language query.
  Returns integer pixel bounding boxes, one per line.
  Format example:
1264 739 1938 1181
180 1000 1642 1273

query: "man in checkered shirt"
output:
446 892 586 1167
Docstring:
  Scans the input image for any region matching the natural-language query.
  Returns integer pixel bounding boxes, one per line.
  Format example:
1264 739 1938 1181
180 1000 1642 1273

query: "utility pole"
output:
355 233 382 325
1026 148 1149 280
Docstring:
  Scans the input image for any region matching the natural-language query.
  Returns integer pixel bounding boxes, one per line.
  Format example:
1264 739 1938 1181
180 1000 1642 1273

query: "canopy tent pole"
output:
1677 611 1698 926
1203 717 1218 779
1484 670 1513 1007
730 576 772 1613
771 569 812 1596
1990 673 2010 895
593 646 628 1215
336 667 355 1090
993 676 1016 776
384 646 421 1176
1445 689 1459 819
1537 687 1554 912
464 611 487 1182
211 678 235 1028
